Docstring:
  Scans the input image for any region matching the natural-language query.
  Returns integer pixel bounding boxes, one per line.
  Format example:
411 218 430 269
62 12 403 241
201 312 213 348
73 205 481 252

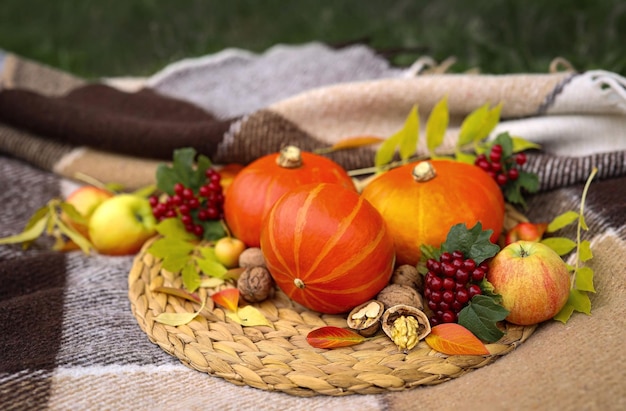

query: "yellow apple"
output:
214 237 246 268
487 240 571 325
88 194 157 255
62 186 114 238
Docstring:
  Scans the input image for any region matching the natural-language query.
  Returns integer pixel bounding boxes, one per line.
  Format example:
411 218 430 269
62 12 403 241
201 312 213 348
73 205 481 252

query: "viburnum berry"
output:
150 166 226 237
474 142 529 189
424 250 490 326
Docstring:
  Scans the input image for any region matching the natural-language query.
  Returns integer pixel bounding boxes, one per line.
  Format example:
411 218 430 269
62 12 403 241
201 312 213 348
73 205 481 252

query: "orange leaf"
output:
425 323 490 355
306 326 365 349
316 136 385 154
211 288 240 312
152 286 202 303
332 136 385 150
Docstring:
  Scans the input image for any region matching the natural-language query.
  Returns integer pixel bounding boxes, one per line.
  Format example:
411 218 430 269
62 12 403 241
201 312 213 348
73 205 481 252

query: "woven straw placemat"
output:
128 235 537 397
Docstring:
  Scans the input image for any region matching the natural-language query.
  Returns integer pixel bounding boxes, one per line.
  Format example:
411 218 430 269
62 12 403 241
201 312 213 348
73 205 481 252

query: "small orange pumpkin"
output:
260 183 395 314
224 146 356 247
361 159 505 266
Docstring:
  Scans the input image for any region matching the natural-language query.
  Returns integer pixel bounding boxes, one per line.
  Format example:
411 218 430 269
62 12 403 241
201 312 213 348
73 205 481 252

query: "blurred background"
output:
2 0 625 79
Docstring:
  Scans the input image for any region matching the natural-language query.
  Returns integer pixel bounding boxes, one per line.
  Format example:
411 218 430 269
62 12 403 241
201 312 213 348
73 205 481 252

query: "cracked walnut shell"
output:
347 300 384 337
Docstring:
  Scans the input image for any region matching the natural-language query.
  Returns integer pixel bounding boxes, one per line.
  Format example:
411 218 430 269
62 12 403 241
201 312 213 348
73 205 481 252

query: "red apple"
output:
88 194 157 255
505 222 548 245
62 186 114 238
487 240 571 325
214 237 246 268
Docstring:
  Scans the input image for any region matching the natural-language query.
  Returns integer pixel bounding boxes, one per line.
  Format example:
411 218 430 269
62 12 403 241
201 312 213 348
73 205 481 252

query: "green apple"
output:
88 194 157 255
62 186 114 238
214 236 246 268
487 240 571 325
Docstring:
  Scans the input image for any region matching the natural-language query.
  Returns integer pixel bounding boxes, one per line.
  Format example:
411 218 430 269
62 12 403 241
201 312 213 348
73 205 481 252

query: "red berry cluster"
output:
474 144 527 186
424 251 489 325
149 168 224 237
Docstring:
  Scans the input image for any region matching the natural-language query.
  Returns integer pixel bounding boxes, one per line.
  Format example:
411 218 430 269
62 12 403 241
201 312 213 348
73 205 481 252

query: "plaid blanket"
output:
1 44 625 410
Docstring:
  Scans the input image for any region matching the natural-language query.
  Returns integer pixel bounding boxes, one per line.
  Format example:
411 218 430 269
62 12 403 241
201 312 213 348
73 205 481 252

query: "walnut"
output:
390 264 423 292
238 247 266 268
376 284 424 311
237 266 274 303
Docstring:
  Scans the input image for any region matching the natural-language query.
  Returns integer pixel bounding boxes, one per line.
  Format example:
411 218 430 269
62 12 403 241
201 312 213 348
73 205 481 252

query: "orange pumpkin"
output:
224 146 356 247
260 183 395 314
361 159 505 266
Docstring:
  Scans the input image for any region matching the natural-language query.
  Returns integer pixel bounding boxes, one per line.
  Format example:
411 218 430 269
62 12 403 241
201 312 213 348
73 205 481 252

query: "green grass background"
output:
2 0 625 79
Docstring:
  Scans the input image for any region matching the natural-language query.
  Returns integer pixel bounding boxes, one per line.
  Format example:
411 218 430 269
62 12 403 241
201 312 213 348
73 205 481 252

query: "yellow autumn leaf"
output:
226 306 273 328
154 300 206 326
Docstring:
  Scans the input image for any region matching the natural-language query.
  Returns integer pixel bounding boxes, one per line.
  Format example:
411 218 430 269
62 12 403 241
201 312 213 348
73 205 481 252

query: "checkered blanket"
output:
1 43 625 410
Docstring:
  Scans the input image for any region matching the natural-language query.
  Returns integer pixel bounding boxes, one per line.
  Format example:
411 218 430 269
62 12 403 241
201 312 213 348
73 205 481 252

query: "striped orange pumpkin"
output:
260 183 396 314
224 146 356 247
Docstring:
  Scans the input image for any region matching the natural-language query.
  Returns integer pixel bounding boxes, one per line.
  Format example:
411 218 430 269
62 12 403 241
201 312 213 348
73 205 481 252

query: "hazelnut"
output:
390 264 423 292
238 247 266 268
347 300 384 337
237 266 274 303
376 284 424 311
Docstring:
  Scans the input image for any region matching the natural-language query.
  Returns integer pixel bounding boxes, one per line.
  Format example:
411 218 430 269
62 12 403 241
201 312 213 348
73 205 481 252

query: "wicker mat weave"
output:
128 235 537 397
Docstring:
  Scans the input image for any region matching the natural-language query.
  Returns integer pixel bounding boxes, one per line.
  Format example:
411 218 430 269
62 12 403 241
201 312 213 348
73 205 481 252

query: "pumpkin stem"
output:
412 161 436 182
294 278 306 289
277 145 303 168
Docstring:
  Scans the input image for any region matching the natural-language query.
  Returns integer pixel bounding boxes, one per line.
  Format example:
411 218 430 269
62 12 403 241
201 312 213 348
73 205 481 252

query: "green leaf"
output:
579 240 593 262
148 236 196 259
155 218 197 240
457 295 509 343
574 266 595 292
375 132 402 167
199 219 227 241
457 104 489 147
455 151 476 165
147 237 196 273
55 217 93 254
59 202 87 225
441 222 500 265
554 290 592 322
195 255 228 279
182 261 202 292
23 205 51 231
426 97 448 155
161 253 192 273
156 147 207 194
131 184 158 198
547 211 579 233
0 214 49 246
172 147 197 187
374 105 419 167
541 237 577 256
511 136 541 152
398 105 420 161
504 170 539 207
492 132 514 159
190 154 212 190
156 164 179 195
